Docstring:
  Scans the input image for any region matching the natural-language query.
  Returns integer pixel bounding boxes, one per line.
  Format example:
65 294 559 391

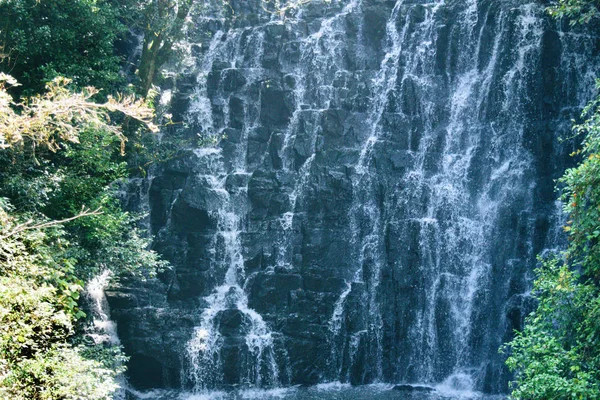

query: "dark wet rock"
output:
223 68 247 92
393 384 435 392
111 0 600 395
260 82 293 127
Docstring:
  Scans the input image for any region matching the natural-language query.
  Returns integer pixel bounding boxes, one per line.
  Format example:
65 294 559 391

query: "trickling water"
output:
340 0 407 378
118 0 600 395
86 271 128 399
87 270 121 346
274 0 363 271
184 149 280 391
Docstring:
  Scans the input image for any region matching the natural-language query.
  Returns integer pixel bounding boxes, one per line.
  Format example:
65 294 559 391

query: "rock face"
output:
108 0 600 394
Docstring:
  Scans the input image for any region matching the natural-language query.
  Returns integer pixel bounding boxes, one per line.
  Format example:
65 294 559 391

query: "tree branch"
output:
0 206 103 240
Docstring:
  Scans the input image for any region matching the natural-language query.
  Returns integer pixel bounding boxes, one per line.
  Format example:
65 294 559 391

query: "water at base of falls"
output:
127 383 506 400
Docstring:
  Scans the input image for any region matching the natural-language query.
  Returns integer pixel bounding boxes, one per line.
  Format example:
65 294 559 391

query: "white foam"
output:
180 391 228 400
86 270 120 346
435 372 479 398
314 381 351 391
238 387 295 399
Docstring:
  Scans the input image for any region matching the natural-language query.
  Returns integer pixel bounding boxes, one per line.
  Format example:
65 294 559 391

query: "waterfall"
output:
115 0 600 395
181 16 283 391
86 271 128 399
325 0 595 390
184 149 280 391
275 0 362 270
87 270 121 347
328 0 409 383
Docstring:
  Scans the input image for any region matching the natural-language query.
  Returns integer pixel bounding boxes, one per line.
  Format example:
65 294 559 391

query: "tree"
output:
0 74 167 399
137 0 193 96
0 0 127 95
0 0 195 97
0 73 156 151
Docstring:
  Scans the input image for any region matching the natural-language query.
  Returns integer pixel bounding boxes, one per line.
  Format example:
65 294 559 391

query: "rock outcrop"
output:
108 0 600 394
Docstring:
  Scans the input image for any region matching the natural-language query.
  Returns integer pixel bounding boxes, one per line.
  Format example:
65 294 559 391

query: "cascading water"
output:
184 149 279 390
275 0 362 270
327 0 596 390
87 270 121 347
111 0 600 396
328 0 408 383
86 271 128 399
177 12 285 391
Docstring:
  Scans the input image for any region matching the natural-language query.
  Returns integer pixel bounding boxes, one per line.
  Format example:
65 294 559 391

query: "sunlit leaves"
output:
0 75 157 153
548 0 600 25
0 71 163 398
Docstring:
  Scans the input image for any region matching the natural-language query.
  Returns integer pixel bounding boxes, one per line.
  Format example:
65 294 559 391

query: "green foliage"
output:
0 73 156 153
548 0 600 25
135 0 193 96
0 0 126 94
504 258 600 399
2 343 125 400
0 207 124 399
0 71 167 398
504 85 600 399
560 85 600 279
0 0 184 396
